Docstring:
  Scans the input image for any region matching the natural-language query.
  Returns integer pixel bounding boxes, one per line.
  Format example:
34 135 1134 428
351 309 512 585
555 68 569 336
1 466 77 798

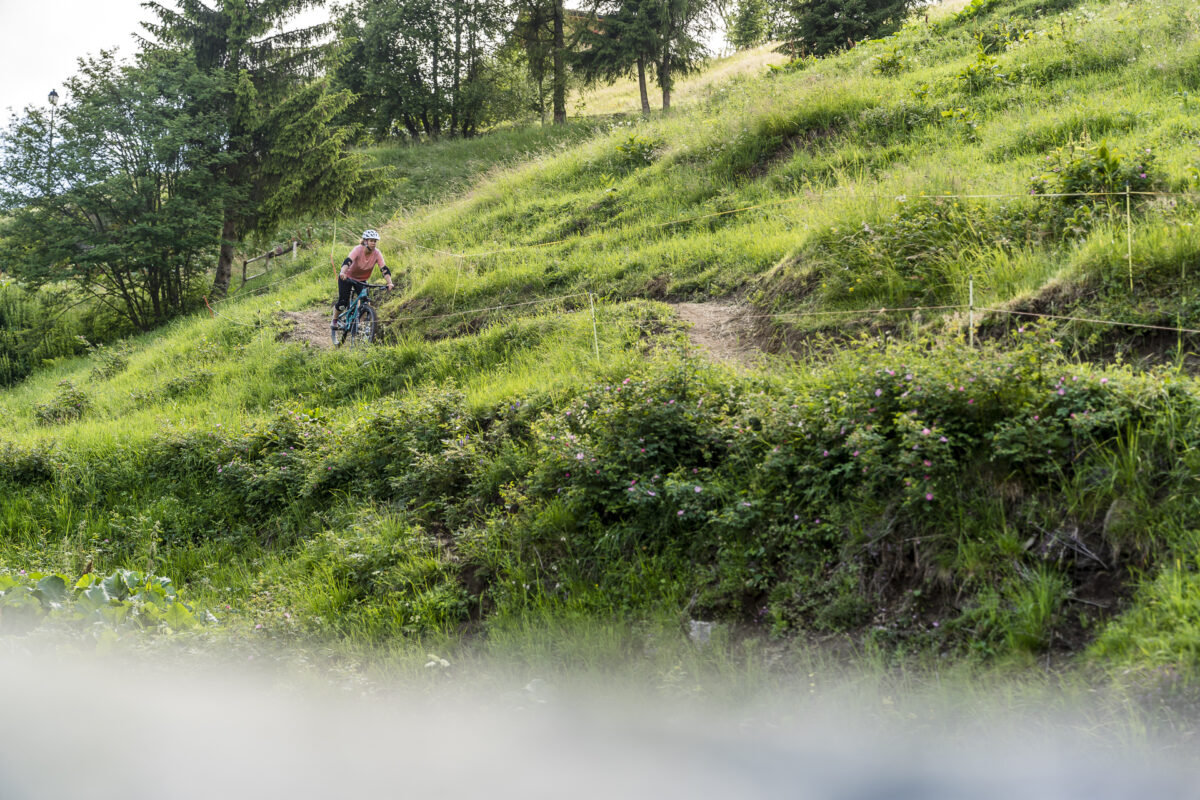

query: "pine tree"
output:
575 0 709 113
729 0 769 50
781 0 913 57
143 0 387 298
648 0 711 110
575 0 660 115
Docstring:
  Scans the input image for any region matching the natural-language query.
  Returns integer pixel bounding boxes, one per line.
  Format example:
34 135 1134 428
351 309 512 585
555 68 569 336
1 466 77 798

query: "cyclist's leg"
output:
335 276 355 312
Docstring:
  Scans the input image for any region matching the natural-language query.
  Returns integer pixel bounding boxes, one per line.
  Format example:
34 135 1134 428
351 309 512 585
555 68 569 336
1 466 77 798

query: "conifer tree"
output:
575 0 659 114
781 0 913 56
143 0 387 298
729 0 769 50
575 0 709 112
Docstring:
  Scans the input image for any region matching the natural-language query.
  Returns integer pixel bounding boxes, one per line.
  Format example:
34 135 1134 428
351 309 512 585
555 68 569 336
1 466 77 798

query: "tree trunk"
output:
637 56 651 115
432 37 442 138
552 0 566 124
537 75 548 125
452 2 462 135
211 214 238 299
660 52 671 110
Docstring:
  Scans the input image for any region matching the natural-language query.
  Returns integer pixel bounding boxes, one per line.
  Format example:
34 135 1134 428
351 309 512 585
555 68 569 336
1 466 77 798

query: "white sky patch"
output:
0 0 331 121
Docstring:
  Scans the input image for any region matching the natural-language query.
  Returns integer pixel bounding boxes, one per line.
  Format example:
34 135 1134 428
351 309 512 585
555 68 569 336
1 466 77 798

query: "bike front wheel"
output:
349 305 376 345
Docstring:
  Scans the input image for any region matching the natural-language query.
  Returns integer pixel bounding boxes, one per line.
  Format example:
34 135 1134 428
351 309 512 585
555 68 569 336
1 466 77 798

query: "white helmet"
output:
361 229 380 241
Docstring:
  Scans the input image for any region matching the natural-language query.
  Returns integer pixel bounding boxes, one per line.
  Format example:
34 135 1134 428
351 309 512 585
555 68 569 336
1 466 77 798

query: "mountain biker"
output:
335 229 393 316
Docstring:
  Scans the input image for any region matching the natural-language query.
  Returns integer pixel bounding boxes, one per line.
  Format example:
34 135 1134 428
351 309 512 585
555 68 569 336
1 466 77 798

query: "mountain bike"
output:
331 280 388 347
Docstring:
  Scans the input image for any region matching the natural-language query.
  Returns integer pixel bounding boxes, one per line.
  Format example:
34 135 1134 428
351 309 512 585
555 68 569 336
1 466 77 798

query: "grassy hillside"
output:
3 0 1200 706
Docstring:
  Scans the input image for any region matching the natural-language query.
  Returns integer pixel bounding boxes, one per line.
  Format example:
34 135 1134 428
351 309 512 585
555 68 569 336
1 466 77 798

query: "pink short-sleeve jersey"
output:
342 245 386 282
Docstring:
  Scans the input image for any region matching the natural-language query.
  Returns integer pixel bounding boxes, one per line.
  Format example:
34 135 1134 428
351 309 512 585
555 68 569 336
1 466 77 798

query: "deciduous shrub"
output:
33 380 91 425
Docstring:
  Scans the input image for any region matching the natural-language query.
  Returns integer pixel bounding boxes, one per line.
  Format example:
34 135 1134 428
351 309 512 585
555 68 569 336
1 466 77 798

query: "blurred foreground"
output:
0 647 1196 800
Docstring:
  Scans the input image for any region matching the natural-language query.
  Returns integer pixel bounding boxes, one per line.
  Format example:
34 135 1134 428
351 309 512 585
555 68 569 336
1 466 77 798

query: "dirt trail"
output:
277 301 763 364
277 309 334 349
671 302 760 366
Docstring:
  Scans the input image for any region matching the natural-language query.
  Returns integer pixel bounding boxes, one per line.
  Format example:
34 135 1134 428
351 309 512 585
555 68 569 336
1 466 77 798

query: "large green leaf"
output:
77 584 113 612
97 604 130 626
123 571 144 592
102 572 130 601
164 602 197 631
34 575 68 607
134 586 168 607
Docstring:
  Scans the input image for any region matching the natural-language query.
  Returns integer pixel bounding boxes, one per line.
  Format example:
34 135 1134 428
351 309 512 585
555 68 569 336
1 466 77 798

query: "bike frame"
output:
332 280 388 346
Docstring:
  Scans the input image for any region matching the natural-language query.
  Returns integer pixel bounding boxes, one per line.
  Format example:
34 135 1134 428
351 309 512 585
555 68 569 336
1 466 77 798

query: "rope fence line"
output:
978 308 1200 337
394 292 592 322
740 303 968 321
203 295 261 328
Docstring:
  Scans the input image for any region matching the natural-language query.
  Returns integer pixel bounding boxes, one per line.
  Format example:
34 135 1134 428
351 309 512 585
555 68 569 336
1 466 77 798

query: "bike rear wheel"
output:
349 305 376 345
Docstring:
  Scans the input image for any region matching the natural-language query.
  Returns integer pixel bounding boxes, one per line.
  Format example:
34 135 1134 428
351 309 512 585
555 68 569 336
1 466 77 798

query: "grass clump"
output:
1092 555 1200 679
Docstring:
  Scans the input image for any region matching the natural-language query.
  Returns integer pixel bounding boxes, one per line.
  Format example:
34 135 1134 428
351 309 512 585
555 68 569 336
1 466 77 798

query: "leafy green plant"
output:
614 133 663 168
33 380 91 425
767 57 816 76
0 568 205 635
954 0 1000 22
872 45 907 76
0 440 58 485
87 340 131 381
956 53 1004 93
1030 140 1156 199
974 19 1032 54
940 105 980 141
1028 140 1157 235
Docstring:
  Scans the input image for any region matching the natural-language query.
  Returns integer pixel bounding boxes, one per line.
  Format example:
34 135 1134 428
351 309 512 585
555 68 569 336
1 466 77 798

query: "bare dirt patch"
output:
672 302 762 367
277 309 334 349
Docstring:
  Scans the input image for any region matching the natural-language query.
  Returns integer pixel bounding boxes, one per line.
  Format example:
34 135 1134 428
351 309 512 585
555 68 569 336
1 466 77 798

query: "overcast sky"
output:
0 0 331 121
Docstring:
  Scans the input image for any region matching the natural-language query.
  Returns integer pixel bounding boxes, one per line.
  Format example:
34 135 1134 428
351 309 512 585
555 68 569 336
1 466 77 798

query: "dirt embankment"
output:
277 309 334 349
671 302 761 367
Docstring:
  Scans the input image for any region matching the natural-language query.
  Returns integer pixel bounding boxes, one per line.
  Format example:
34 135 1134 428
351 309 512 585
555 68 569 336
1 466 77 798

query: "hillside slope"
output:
3 0 1200 696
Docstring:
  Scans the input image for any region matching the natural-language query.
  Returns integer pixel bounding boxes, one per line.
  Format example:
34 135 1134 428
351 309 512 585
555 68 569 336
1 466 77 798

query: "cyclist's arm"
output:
338 257 352 279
